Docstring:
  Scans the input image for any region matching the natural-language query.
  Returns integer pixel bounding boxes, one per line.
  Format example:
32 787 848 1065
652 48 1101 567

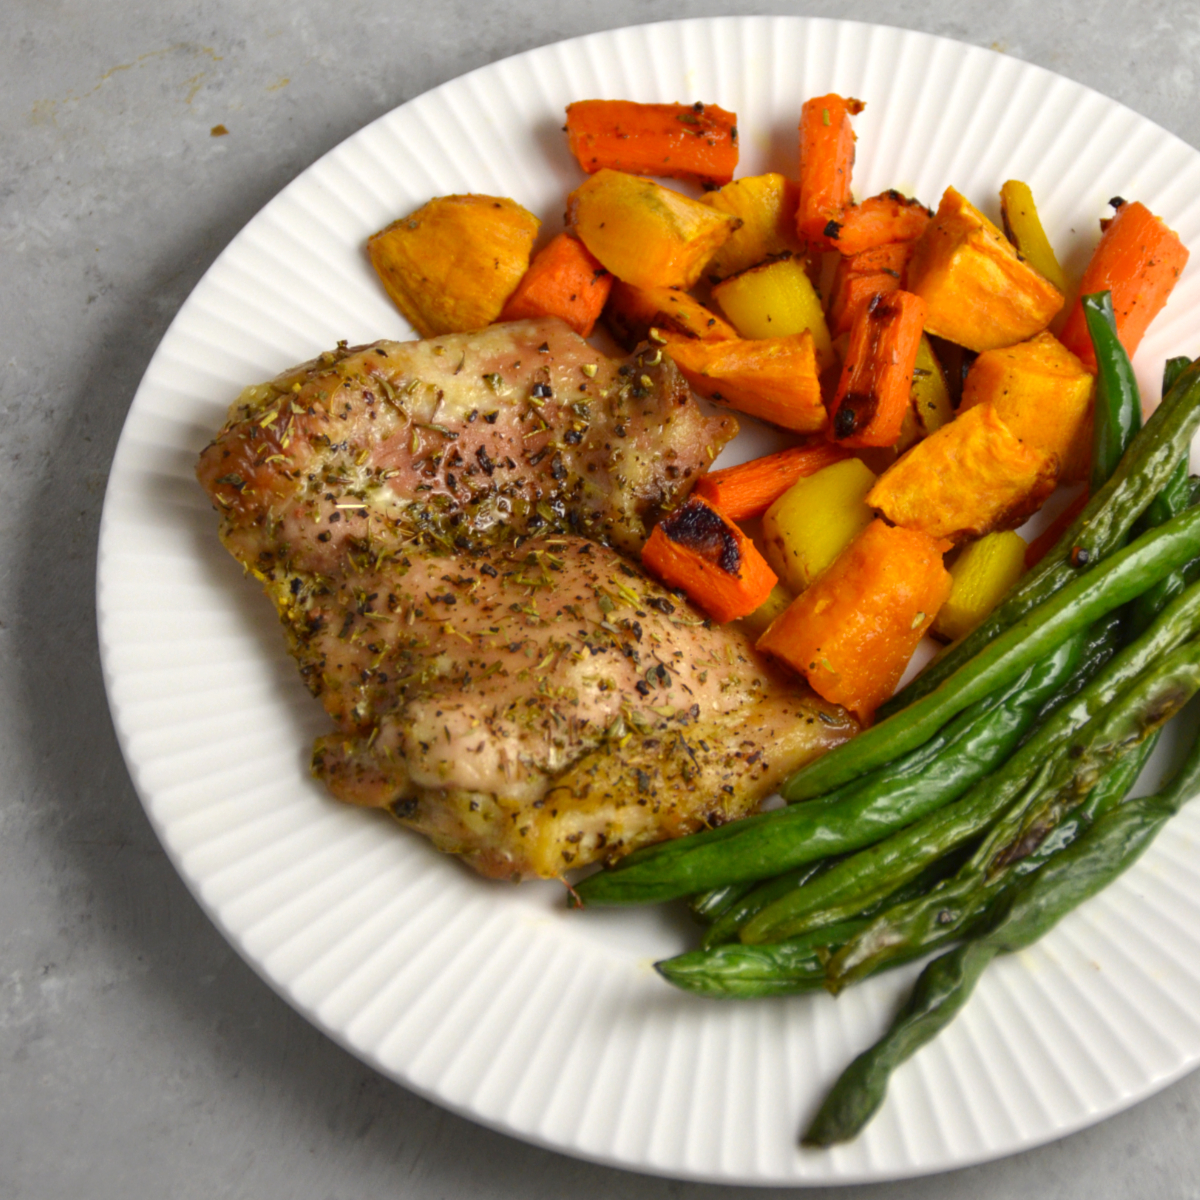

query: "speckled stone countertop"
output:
6 2 1200 1196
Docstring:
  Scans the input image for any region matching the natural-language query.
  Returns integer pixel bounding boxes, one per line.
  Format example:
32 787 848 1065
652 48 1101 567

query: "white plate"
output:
97 16 1200 1185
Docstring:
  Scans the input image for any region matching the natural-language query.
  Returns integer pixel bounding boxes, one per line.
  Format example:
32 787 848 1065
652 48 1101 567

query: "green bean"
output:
998 728 1159 872
825 639 1200 987
1084 292 1142 492
741 578 1200 943
1126 360 1196 635
674 737 1158 1001
784 503 1200 803
878 357 1200 719
1138 356 1193 531
656 921 869 999
574 640 1078 908
701 861 830 947
701 839 976 950
801 728 1200 1147
689 881 758 925
1128 467 1200 640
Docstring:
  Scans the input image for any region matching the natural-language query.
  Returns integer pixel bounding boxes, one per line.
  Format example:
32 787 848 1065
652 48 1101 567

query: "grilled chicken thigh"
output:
198 318 856 879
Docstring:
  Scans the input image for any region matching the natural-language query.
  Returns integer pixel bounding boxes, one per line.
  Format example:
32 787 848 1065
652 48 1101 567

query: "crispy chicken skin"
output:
197 317 731 569
198 318 857 879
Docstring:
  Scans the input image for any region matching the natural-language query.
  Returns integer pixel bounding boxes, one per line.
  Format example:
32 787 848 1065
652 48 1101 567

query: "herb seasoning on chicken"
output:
197 317 856 879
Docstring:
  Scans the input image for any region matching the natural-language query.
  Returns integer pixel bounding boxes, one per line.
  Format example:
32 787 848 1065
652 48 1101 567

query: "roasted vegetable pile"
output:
576 338 1200 1143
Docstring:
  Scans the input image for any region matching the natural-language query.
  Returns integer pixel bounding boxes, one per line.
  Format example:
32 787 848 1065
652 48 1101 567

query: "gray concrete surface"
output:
5 1 1200 1196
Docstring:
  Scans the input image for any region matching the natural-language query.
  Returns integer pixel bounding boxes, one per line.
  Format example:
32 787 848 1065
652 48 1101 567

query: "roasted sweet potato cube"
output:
567 169 740 290
906 187 1064 352
603 281 736 350
368 194 540 337
756 519 952 722
499 232 612 337
961 331 1094 475
663 332 827 433
867 403 1057 543
700 173 804 281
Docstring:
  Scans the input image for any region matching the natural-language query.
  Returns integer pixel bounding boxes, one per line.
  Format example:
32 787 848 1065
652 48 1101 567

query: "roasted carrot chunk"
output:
796 94 864 249
499 232 612 336
1058 200 1190 372
906 187 1064 352
756 519 951 722
565 100 739 187
828 242 915 336
663 332 827 433
829 290 927 448
692 441 852 520
603 280 736 350
828 190 932 256
867 403 1058 543
642 496 777 622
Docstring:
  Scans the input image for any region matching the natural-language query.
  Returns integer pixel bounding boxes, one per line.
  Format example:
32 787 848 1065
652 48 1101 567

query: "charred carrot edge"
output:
565 99 739 186
500 232 613 337
829 271 902 339
642 497 777 622
1024 488 1090 568
829 290 927 448
756 519 952 723
693 441 853 520
838 241 915 277
828 242 915 336
827 191 932 257
796 94 863 249
1058 200 1190 371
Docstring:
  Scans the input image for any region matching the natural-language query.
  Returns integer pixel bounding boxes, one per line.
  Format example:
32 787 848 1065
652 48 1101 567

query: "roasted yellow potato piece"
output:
932 530 1027 642
999 180 1069 294
761 457 877 592
710 254 835 372
567 169 740 289
700 173 804 281
368 194 540 337
867 403 1057 544
912 335 954 436
961 331 1094 475
907 186 1064 352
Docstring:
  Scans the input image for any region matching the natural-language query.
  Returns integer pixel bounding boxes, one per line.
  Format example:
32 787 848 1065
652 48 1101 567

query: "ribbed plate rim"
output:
96 15 1200 1186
